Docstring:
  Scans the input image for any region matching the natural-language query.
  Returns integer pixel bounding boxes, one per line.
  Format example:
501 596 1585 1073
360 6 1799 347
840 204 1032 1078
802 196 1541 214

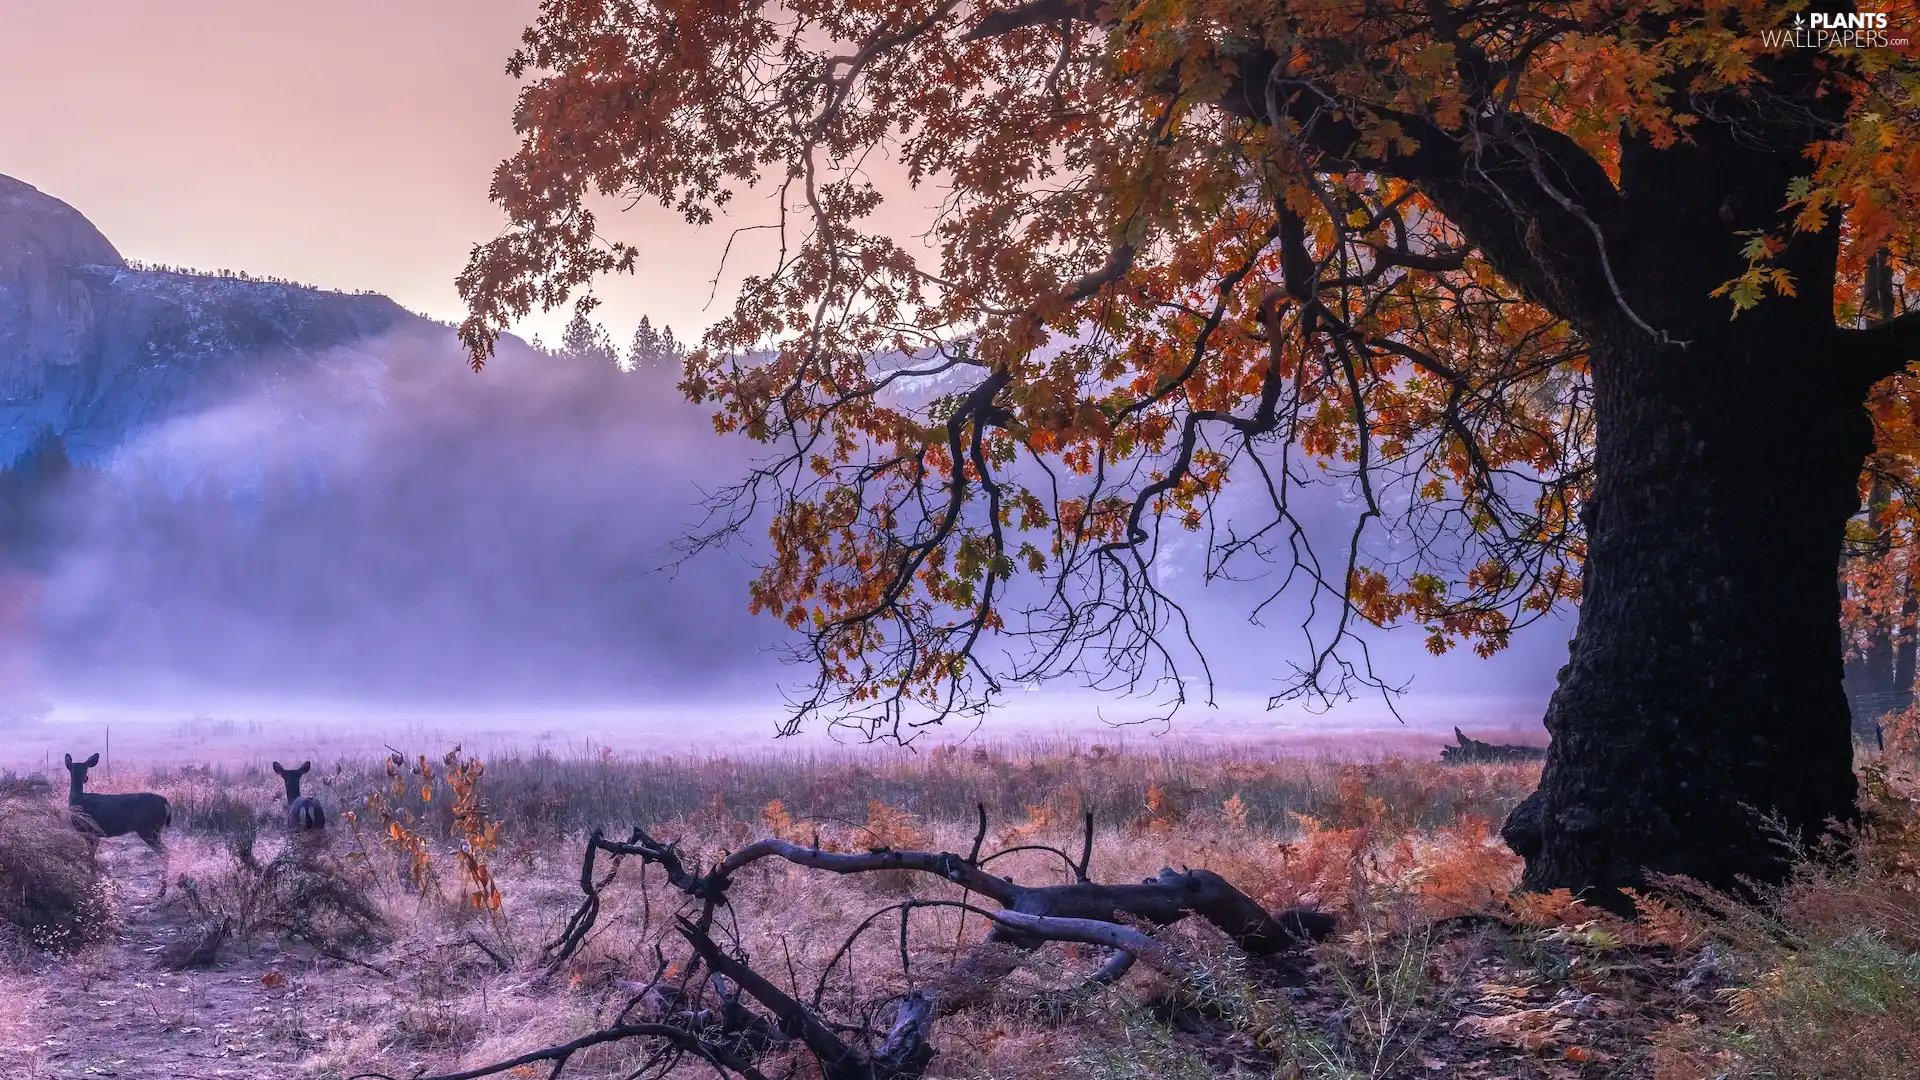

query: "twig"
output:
346 1020 771 1080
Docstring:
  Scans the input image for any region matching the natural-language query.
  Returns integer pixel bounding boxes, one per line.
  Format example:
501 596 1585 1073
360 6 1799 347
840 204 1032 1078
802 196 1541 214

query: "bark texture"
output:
1437 56 1880 902
1502 323 1870 901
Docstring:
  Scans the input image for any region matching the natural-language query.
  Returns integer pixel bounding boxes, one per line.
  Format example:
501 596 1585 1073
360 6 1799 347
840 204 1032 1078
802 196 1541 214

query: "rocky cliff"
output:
0 173 419 472
0 173 123 401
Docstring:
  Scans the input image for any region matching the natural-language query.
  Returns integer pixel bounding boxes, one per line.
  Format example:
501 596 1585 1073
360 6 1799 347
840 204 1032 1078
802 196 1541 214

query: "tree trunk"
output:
1502 325 1869 904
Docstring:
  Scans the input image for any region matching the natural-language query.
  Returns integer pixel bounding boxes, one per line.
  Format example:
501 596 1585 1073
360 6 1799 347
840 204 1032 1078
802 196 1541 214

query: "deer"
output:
64 752 171 894
272 760 327 832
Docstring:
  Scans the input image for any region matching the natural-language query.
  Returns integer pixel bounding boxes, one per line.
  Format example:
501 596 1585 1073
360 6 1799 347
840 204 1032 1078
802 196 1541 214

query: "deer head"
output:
63 752 101 800
272 760 313 803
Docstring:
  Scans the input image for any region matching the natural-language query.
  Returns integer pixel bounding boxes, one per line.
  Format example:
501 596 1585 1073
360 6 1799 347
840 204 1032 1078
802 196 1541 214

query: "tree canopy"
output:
459 0 1920 744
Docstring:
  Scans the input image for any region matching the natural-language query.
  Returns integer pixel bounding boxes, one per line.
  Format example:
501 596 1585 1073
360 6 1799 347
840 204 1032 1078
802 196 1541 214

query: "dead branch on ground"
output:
376 807 1332 1080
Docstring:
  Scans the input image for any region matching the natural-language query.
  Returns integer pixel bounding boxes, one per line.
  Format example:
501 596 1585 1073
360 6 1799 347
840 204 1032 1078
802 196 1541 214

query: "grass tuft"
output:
0 787 110 952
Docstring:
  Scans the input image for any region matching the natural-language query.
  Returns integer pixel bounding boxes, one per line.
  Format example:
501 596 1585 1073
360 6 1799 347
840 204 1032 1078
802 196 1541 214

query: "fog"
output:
7 331 782 712
0 328 1569 746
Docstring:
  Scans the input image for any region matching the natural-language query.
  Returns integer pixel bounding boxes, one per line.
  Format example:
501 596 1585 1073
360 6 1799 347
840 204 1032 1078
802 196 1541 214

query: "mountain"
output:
0 173 420 472
0 174 785 708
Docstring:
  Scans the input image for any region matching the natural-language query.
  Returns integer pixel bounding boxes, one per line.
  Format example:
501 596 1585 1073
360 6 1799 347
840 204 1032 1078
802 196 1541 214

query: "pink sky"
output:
0 0 757 349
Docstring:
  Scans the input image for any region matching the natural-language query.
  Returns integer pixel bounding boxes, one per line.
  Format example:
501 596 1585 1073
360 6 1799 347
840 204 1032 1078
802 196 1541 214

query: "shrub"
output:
1724 931 1920 1080
0 770 53 803
0 792 110 951
171 836 387 969
1649 761 1920 1080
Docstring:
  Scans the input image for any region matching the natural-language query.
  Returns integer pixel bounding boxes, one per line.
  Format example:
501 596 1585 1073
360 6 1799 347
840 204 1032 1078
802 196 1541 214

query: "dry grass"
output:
0 787 109 952
148 740 1542 848
1647 760 1920 1080
3 740 1917 1080
0 969 44 1074
165 829 389 970
50 742 1541 1079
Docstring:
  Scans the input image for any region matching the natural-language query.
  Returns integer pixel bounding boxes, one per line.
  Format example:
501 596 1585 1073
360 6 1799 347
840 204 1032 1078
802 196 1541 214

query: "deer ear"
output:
272 762 285 775
297 761 312 776
84 753 100 768
64 753 73 767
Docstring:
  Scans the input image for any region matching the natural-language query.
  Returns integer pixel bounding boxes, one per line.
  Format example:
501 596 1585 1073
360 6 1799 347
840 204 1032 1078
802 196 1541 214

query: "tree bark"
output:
1502 323 1870 904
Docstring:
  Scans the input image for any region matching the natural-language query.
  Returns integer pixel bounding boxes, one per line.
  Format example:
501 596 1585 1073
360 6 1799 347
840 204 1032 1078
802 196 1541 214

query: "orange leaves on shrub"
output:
1410 817 1522 918
862 800 931 851
1139 781 1198 833
415 755 436 803
446 748 504 913
1221 793 1249 832
1325 765 1390 831
355 745 505 910
1142 783 1175 834
363 760 438 896
1620 888 1707 950
1882 704 1920 761
761 799 795 841
1507 888 1596 928
997 803 1052 846
1272 814 1372 912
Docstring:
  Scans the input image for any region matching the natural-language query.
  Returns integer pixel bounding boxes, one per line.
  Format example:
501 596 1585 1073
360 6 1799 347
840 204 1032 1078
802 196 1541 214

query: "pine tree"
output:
559 309 617 366
626 316 684 370
627 316 663 371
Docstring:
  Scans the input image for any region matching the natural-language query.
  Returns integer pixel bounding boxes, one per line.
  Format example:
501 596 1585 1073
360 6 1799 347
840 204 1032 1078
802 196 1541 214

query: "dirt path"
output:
14 840 346 1079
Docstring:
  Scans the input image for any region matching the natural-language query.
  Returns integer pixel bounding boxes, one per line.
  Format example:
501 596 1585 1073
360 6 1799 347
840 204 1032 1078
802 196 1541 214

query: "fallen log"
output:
1439 727 1547 765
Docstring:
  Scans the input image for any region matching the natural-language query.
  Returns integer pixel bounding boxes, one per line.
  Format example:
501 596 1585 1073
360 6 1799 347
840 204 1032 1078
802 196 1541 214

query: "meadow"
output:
1 733 1915 1080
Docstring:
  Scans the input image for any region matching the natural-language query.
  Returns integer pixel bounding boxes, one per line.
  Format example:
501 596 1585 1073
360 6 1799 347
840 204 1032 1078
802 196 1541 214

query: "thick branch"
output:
1838 315 1920 391
705 839 1332 955
982 910 1185 974
963 0 1101 40
872 993 937 1079
710 837 1018 903
679 917 933 1080
1002 868 1334 957
600 828 1330 955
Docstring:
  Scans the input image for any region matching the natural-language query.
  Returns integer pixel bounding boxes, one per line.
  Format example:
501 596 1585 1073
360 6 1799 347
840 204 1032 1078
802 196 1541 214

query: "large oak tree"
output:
458 0 1920 902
